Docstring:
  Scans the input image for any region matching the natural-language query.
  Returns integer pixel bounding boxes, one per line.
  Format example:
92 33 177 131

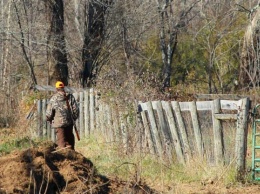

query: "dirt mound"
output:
0 142 156 194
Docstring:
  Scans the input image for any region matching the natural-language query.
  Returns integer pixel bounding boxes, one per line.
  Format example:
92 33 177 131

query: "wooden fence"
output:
33 88 250 174
138 98 250 175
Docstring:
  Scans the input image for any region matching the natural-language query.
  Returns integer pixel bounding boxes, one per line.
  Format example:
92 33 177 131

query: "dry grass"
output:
75 134 245 193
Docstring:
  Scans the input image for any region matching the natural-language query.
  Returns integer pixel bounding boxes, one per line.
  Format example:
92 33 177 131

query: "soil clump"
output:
0 142 156 194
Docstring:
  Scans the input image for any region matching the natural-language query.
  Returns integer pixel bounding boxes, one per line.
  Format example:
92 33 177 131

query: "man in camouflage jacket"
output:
46 81 79 150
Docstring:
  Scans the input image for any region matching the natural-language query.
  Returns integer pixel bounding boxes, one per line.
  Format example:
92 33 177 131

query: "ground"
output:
0 141 156 194
1 141 260 193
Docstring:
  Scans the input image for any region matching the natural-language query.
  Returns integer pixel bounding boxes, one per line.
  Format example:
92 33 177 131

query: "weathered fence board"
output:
90 88 95 133
146 101 163 157
162 101 185 164
212 99 224 165
172 101 191 161
84 90 89 137
190 101 204 157
139 102 156 154
154 101 173 162
79 92 84 137
235 98 250 175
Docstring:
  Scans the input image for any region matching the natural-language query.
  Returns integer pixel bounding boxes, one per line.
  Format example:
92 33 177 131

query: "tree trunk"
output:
82 0 107 87
46 0 68 86
239 5 260 90
156 0 178 91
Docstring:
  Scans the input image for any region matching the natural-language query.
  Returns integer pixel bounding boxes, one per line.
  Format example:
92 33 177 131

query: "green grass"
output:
0 136 35 156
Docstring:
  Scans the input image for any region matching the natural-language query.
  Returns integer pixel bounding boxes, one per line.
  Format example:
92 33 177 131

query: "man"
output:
46 81 79 150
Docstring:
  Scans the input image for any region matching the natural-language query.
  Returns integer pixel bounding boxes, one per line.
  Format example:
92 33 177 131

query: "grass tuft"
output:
0 136 35 156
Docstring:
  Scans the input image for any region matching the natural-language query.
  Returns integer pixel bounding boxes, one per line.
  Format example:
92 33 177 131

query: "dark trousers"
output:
55 125 75 150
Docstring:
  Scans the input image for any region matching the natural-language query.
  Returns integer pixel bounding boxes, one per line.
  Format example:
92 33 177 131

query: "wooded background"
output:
0 0 260 127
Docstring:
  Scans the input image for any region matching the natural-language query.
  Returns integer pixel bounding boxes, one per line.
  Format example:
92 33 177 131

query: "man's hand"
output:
46 116 53 122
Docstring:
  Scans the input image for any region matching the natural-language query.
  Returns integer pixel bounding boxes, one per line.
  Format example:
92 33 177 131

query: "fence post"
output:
146 101 163 157
42 99 47 138
162 101 185 164
78 92 83 138
139 102 156 154
119 111 128 151
89 88 95 133
235 97 250 178
153 101 173 161
112 106 120 142
84 90 89 137
45 99 51 140
106 104 114 142
212 99 224 165
190 101 204 158
172 101 191 162
37 100 43 138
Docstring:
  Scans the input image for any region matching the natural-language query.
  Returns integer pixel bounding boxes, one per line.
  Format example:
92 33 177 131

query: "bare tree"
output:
192 0 245 93
13 0 37 86
45 0 68 86
82 0 109 87
240 2 260 90
155 0 199 91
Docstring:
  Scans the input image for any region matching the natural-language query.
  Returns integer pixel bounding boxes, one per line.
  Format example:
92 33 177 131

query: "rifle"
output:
64 92 80 141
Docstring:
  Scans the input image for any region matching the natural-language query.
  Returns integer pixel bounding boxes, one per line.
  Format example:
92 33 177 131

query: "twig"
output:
43 172 50 194
28 169 32 193
51 146 71 153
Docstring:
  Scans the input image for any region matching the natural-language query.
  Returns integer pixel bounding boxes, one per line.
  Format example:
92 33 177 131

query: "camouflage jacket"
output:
46 91 79 128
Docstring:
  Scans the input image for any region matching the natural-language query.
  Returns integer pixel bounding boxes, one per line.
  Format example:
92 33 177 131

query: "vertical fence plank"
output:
42 99 47 138
172 101 191 161
212 99 224 165
127 108 136 152
79 92 84 138
136 103 144 152
139 103 156 154
146 101 163 157
153 101 173 161
105 104 113 142
95 95 100 134
235 97 250 176
89 88 95 133
162 101 185 164
120 111 128 151
84 90 89 137
99 103 106 141
190 101 204 158
37 100 43 138
99 103 105 134
112 107 120 142
46 99 51 140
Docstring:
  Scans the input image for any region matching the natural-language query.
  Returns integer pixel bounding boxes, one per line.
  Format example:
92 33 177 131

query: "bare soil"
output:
0 141 156 194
